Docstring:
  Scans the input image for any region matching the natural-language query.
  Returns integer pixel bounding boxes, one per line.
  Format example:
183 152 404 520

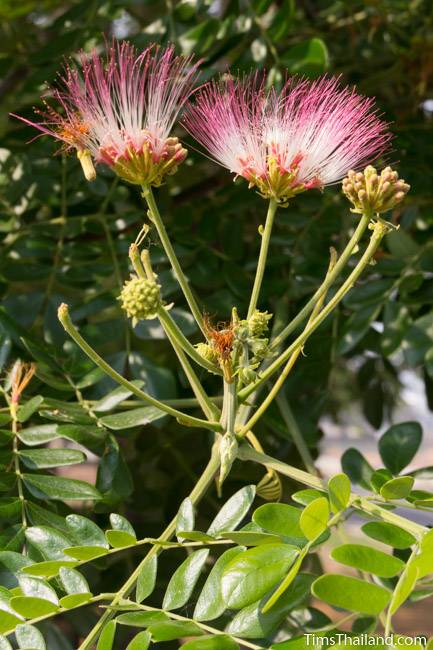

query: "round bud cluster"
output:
119 277 161 324
247 309 272 337
195 342 219 365
342 166 410 215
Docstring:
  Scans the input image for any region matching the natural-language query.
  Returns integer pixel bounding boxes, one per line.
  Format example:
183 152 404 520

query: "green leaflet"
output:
312 574 390 615
207 485 256 536
221 543 298 609
194 547 244 621
163 549 209 610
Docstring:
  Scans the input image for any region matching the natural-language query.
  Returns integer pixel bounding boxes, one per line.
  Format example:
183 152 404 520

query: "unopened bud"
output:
247 309 273 337
77 149 96 182
342 165 410 215
119 277 161 324
218 432 238 491
238 367 257 385
195 342 219 366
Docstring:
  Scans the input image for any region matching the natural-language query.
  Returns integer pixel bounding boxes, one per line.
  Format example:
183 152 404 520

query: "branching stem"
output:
57 303 222 433
77 444 221 650
237 445 427 539
269 212 371 351
239 220 387 402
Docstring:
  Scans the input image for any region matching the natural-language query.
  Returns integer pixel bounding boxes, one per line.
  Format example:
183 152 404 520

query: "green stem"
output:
116 603 265 650
87 396 224 409
77 444 221 650
262 507 345 613
3 594 116 637
137 250 220 420
57 303 222 433
12 409 27 531
384 545 419 636
157 306 222 376
269 212 371 352
237 445 426 539
239 220 386 402
222 379 237 434
142 185 207 337
247 198 278 319
137 248 220 377
275 393 317 475
239 248 336 439
158 308 220 421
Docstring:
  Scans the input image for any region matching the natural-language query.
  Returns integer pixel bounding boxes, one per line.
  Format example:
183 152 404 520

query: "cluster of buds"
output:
104 134 188 187
235 309 273 386
195 342 219 367
119 277 161 326
342 166 410 215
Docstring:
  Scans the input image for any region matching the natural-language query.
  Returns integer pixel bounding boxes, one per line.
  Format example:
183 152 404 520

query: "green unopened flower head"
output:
119 277 161 325
248 309 273 337
238 366 258 386
195 342 219 366
342 166 410 215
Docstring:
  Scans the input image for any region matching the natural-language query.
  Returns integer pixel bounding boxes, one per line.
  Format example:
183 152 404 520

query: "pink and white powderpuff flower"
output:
183 74 392 203
12 41 200 186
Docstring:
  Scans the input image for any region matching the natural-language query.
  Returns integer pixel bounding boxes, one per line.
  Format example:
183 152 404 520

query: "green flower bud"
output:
342 166 410 215
238 367 257 385
119 277 161 324
195 342 219 365
235 324 250 342
248 310 273 337
218 432 238 491
250 337 269 360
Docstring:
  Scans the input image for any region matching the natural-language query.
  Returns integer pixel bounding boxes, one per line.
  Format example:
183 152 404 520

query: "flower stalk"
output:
238 247 337 437
247 198 278 318
269 211 372 352
57 303 222 432
238 219 389 403
142 185 207 337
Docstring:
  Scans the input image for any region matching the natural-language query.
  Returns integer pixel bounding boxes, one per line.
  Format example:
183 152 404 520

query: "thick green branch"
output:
77 443 222 650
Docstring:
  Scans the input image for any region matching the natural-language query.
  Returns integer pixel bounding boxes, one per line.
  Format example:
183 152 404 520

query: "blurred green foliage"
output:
0 0 432 645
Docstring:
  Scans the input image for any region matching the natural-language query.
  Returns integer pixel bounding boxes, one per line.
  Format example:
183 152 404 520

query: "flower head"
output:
342 165 410 215
119 276 161 325
183 74 392 203
12 41 200 185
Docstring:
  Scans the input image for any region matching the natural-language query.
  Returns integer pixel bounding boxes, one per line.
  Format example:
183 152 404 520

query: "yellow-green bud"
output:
238 367 257 385
248 310 273 337
342 166 410 215
119 277 161 324
195 342 219 365
218 432 238 491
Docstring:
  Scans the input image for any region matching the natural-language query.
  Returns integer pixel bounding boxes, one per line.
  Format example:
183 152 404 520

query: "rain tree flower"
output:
12 41 200 186
183 74 392 204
